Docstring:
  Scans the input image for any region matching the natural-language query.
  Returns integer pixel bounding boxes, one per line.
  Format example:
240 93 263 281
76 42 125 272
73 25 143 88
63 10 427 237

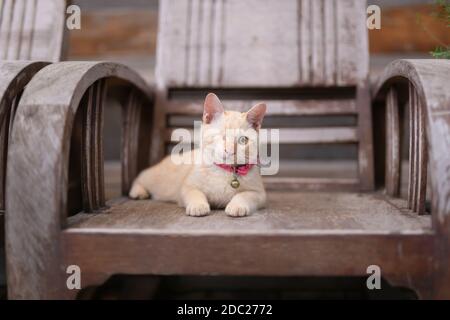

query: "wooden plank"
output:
81 86 95 212
357 82 375 191
0 109 8 211
415 88 428 215
29 0 66 61
0 0 14 60
18 0 38 60
264 177 359 192
385 88 401 196
94 80 106 209
165 99 357 116
62 230 433 289
166 127 358 144
6 0 26 60
408 83 416 211
122 90 142 195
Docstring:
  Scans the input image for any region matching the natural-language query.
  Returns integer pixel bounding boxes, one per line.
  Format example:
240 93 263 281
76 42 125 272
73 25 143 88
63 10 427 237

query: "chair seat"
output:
68 192 431 233
63 191 433 281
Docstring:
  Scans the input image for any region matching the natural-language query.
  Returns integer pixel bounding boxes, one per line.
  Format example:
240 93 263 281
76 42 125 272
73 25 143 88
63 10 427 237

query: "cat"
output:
129 93 267 217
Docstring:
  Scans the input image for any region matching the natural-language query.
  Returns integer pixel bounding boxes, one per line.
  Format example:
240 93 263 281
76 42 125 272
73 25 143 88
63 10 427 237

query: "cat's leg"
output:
181 186 211 217
225 191 266 217
129 181 150 199
129 168 153 199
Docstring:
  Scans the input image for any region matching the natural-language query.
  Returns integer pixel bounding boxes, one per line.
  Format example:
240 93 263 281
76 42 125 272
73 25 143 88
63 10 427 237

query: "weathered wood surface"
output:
156 0 368 88
385 88 401 197
64 193 432 297
166 127 358 145
373 59 450 298
70 192 431 231
165 99 357 116
0 61 49 236
6 62 154 299
63 229 433 298
0 0 67 61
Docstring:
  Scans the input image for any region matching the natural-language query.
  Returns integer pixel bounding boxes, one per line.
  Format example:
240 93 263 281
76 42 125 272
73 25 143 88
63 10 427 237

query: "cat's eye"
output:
238 136 249 145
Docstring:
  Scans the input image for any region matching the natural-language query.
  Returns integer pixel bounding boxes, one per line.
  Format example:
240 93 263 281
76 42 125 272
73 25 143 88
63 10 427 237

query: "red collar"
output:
214 163 255 176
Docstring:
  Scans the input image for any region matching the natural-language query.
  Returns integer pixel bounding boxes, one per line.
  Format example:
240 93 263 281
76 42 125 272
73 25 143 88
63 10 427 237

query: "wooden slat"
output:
157 0 368 88
166 127 358 144
18 0 38 60
94 80 106 208
28 0 66 61
298 0 311 84
385 88 401 196
415 88 428 215
6 0 26 60
81 86 95 212
0 0 65 61
122 89 142 195
62 229 433 284
357 81 375 191
0 0 14 60
264 177 359 192
166 99 357 116
408 83 416 210
0 109 8 211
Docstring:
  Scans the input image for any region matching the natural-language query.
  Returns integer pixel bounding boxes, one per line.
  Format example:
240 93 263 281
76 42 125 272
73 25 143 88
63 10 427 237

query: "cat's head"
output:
201 93 266 165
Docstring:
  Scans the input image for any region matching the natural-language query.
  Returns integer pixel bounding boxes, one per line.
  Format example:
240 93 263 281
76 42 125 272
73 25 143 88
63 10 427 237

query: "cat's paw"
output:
129 183 150 200
186 202 211 217
225 202 250 217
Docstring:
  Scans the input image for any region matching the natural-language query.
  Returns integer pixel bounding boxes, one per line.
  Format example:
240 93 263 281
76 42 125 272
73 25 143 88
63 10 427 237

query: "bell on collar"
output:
230 178 240 189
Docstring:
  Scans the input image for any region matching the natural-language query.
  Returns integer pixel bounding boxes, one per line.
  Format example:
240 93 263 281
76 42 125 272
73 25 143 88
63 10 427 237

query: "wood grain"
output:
373 59 450 298
385 88 401 197
0 0 67 61
156 0 368 88
5 62 153 299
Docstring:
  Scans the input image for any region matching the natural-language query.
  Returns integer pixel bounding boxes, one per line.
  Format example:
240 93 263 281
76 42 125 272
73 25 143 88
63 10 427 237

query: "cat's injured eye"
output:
238 136 249 145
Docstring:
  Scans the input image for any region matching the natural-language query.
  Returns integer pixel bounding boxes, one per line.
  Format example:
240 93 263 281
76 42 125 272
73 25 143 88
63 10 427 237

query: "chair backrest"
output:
154 0 373 191
156 0 369 88
0 0 67 61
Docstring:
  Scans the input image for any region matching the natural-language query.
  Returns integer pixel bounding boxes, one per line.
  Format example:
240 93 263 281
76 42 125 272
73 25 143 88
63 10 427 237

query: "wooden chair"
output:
0 0 67 287
5 0 450 299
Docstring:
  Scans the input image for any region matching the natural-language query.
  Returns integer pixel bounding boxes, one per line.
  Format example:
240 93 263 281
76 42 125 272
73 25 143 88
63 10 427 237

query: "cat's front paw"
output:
225 202 250 217
129 183 150 200
186 202 211 217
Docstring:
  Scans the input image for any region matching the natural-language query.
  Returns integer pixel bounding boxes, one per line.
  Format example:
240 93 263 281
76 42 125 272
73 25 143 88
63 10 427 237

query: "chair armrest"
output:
372 59 450 222
5 61 156 298
0 62 50 209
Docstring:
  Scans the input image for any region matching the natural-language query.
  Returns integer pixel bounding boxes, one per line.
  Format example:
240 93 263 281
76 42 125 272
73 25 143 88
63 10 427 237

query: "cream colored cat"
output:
129 93 267 217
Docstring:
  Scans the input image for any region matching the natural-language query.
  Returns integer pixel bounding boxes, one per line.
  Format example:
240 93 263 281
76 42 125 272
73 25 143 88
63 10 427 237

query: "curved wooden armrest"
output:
372 59 450 225
0 61 50 212
7 60 155 215
6 61 156 298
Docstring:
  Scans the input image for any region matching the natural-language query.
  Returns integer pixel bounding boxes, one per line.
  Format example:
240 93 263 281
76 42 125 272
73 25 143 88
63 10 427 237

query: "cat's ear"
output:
246 103 267 130
203 93 224 124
